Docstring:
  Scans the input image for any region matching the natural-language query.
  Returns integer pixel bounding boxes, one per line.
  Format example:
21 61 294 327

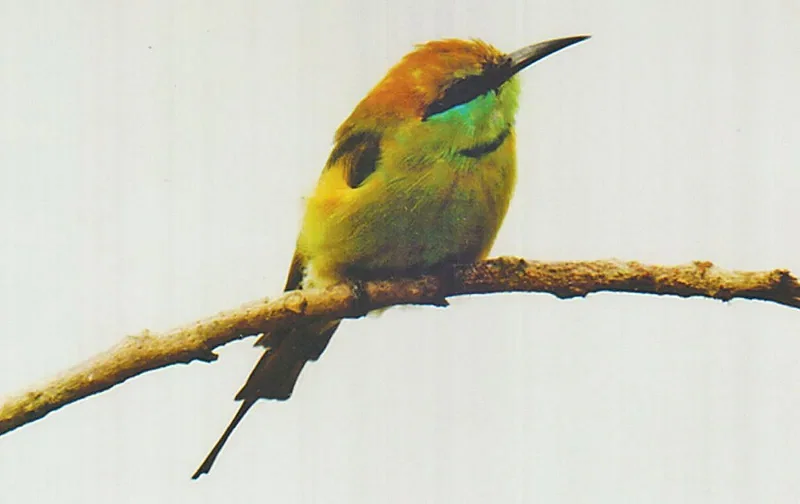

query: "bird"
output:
191 34 589 479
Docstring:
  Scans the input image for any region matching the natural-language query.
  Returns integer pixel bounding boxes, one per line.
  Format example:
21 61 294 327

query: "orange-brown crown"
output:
337 39 506 138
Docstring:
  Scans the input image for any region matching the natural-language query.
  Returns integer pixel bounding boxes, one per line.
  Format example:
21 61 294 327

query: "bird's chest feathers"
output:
300 137 515 282
380 101 517 244
299 94 517 280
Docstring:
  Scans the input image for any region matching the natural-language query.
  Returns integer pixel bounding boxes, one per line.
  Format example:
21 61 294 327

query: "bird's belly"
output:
299 156 515 284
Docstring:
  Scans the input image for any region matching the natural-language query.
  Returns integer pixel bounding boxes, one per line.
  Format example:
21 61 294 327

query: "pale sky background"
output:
1 1 799 503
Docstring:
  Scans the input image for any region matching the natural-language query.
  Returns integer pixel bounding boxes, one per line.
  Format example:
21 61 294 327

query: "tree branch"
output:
2 257 798 436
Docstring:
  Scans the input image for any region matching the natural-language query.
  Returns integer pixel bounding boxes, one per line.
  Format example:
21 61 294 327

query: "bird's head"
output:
333 36 589 169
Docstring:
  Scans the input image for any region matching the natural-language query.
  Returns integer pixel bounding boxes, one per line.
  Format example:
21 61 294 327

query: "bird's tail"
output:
191 321 338 479
191 398 256 479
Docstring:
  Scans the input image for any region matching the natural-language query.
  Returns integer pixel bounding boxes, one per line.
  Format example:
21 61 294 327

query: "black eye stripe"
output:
422 61 510 120
423 75 492 119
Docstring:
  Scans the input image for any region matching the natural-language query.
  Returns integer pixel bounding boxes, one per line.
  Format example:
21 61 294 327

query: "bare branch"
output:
2 257 798 436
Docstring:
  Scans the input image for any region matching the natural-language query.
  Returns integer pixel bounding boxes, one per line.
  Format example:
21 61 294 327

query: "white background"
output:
2 1 799 502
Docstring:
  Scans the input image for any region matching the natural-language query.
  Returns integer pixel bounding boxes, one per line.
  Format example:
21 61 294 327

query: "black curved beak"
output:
507 35 590 77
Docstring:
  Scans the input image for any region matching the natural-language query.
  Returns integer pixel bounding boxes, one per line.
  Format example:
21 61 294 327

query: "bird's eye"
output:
422 66 507 120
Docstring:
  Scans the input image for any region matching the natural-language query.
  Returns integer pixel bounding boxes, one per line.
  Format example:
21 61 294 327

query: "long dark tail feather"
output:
191 398 256 479
192 322 339 479
237 322 340 401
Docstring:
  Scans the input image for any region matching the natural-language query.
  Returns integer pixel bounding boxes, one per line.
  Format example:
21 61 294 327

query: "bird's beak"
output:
506 35 590 77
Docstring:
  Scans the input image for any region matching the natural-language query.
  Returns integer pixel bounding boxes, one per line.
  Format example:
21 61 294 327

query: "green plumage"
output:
298 76 521 285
